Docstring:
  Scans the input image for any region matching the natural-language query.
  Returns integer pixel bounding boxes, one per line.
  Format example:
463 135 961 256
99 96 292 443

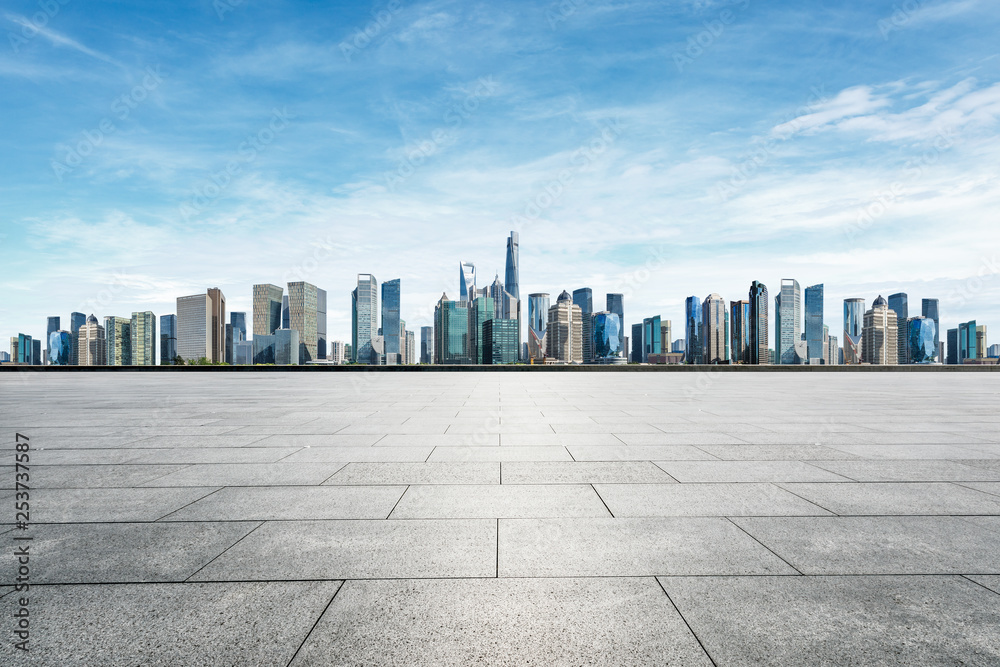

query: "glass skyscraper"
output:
730 300 751 364
843 298 865 364
528 293 550 360
287 281 319 363
947 328 959 365
420 326 433 364
888 292 908 364
685 296 703 364
775 279 801 365
105 316 132 366
252 284 283 337
573 288 594 363
459 262 476 302
471 295 495 364
642 316 662 362
48 331 71 366
907 316 937 364
749 281 769 364
131 311 156 366
434 295 471 364
352 274 378 363
382 279 402 361
631 323 643 363
160 314 177 365
922 298 940 361
592 312 622 361
804 283 824 362
70 311 86 365
702 294 729 364
606 293 624 357
505 231 521 359
231 311 247 342
483 318 519 364
316 289 327 360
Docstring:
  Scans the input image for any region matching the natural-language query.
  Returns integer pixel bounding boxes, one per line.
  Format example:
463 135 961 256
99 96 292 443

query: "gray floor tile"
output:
595 483 832 517
252 433 384 447
325 461 499 485
655 461 850 483
616 432 747 445
696 444 860 460
0 581 341 666
428 446 573 461
163 485 406 521
499 517 798 577
290 578 711 667
34 487 219 522
659 575 1000 666
500 433 621 446
377 433 502 446
282 446 434 462
955 481 1000 497
567 445 717 461
30 464 188 488
389 484 611 519
823 444 1000 459
502 461 676 484
129 447 302 464
144 462 346 486
734 516 1000 574
966 575 1000 594
126 434 270 448
778 482 1000 515
190 519 496 580
808 460 1000 482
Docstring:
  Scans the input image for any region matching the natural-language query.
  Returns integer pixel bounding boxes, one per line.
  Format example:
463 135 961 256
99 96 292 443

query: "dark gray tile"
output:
163 485 406 521
389 484 611 519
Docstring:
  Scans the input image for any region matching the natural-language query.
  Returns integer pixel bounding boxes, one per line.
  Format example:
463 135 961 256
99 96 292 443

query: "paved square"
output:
2 370 999 665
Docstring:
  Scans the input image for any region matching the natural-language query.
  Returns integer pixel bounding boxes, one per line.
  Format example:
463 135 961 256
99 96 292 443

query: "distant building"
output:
631 323 643 363
48 331 71 366
685 296 703 364
405 330 416 365
352 274 378 363
775 279 801 364
907 316 937 364
131 311 156 366
862 296 897 365
274 328 300 365
888 292 909 364
946 328 959 365
470 296 495 364
459 262 477 302
592 312 623 362
505 232 521 359
922 299 940 360
573 288 594 363
702 294 729 364
252 284 283 337
231 311 247 343
233 340 253 365
78 315 106 366
546 291 583 364
253 335 276 364
804 284 824 362
671 338 685 354
988 344 1000 358
434 293 471 364
528 293 550 361
958 321 981 362
382 279 401 363
46 316 60 365
105 316 132 366
31 338 41 366
731 300 751 364
483 319 519 364
69 311 86 365
843 298 865 364
643 315 663 362
330 340 346 365
160 315 177 365
176 288 225 363
826 333 839 366
606 293 625 357
281 295 289 330
287 281 319 363
420 327 433 364
317 289 327 360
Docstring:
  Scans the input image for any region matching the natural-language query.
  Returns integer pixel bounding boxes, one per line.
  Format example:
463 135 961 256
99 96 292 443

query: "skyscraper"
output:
105 316 132 366
887 292 908 364
862 295 898 365
316 289 327 360
546 291 583 364
947 328 959 365
274 328 300 365
459 262 476 302
434 293 471 364
352 274 378 364
176 288 225 363
69 311 86 365
46 316 60 364
504 232 521 359
730 300 751 364
922 298 940 361
483 319 519 364
382 279 401 363
420 326 433 364
749 281 769 365
775 279 801 365
287 281 319 363
606 293 625 357
281 295 289 330
231 311 247 343
528 293 550 361
907 316 937 364
631 323 643 363
573 288 594 363
78 315 106 366
470 295 495 364
642 316 662 362
804 284 824 363
685 296 703 364
592 312 622 362
405 329 416 365
252 284 283 337
702 294 729 364
843 298 865 364
131 311 156 366
48 330 71 366
160 314 177 364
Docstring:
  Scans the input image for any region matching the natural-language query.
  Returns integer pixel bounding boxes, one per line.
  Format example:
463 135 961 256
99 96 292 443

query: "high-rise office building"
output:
887 292 909 364
352 274 378 364
131 311 156 365
631 323 643 363
804 284 824 362
921 298 940 361
843 298 865 364
546 291 583 364
405 330 415 365
826 333 839 366
685 296 703 364
46 316 60 364
316 289 327 360
907 316 937 364
470 295 495 364
775 279 801 364
420 326 433 364
702 294 729 364
504 231 521 358
48 331 71 366
749 281 769 365
592 312 622 362
606 293 625 357
661 321 672 358
78 315 106 366
528 293 550 361
252 284 283 337
231 311 247 343
382 279 401 363
573 288 594 363
988 344 1000 358
642 316 662 362
434 293 471 364
862 296 898 365
233 339 253 365
958 321 977 363
253 335 276 364
274 328 300 365
287 281 319 363
176 288 225 363
30 338 41 365
281 295 289 330
330 340 346 364
225 324 233 364
977 325 988 359
730 300 751 364
947 328 959 365
483 319 519 364
459 262 477 302
160 314 177 365
105 316 132 366
70 311 86 365
14 334 32 365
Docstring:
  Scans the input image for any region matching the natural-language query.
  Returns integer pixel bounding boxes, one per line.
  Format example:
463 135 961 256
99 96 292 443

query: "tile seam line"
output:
725 517 805 576
770 483 841 516
182 520 265 583
285 580 346 667
152 486 228 522
655 577 719 667
958 575 1000 596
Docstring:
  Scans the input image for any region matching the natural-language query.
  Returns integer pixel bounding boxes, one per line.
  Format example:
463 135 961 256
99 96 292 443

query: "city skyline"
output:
2 1 999 351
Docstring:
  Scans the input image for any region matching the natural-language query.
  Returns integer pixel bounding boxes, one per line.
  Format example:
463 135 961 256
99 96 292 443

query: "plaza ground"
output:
2 371 1000 665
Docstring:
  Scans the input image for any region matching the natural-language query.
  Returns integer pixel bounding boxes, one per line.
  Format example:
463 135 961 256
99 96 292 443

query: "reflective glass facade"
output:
483 318 519 364
528 293 550 360
70 312 86 365
685 296 703 364
606 293 625 356
471 296 495 364
48 331 71 366
888 292 908 364
105 316 132 366
749 281 768 364
731 300 751 364
643 316 662 361
776 279 801 365
459 262 476 302
352 274 378 363
160 314 177 365
252 284 283 336
631 323 643 362
922 298 940 358
574 288 594 363
382 279 401 357
843 298 865 364
131 311 156 366
434 297 471 364
908 316 937 364
253 334 276 364
804 284 824 362
593 312 622 359
275 328 300 365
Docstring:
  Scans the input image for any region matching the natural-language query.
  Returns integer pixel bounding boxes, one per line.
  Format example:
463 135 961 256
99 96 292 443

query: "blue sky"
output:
2 0 999 350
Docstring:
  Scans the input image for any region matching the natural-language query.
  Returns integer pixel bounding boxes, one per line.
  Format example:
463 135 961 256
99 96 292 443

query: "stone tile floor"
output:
2 371 999 665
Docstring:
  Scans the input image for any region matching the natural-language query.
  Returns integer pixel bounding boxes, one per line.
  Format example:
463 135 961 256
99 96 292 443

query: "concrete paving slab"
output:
778 482 1000 515
428 446 573 461
377 433 502 446
389 484 611 519
567 445 717 461
252 433 384 447
659 575 1000 666
0 581 341 666
125 434 270 448
595 483 832 517
499 517 799 577
499 432 622 446
143 462 346 486
696 444 860 460
29 464 188 488
191 519 497 580
33 487 219 522
734 516 1000 574
808 460 1000 482
654 460 850 483
502 461 676 484
290 578 712 667
966 575 1000 594
822 444 1000 459
324 461 499 485
163 485 406 521
128 447 302 464
281 446 434 462
955 481 1000 497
